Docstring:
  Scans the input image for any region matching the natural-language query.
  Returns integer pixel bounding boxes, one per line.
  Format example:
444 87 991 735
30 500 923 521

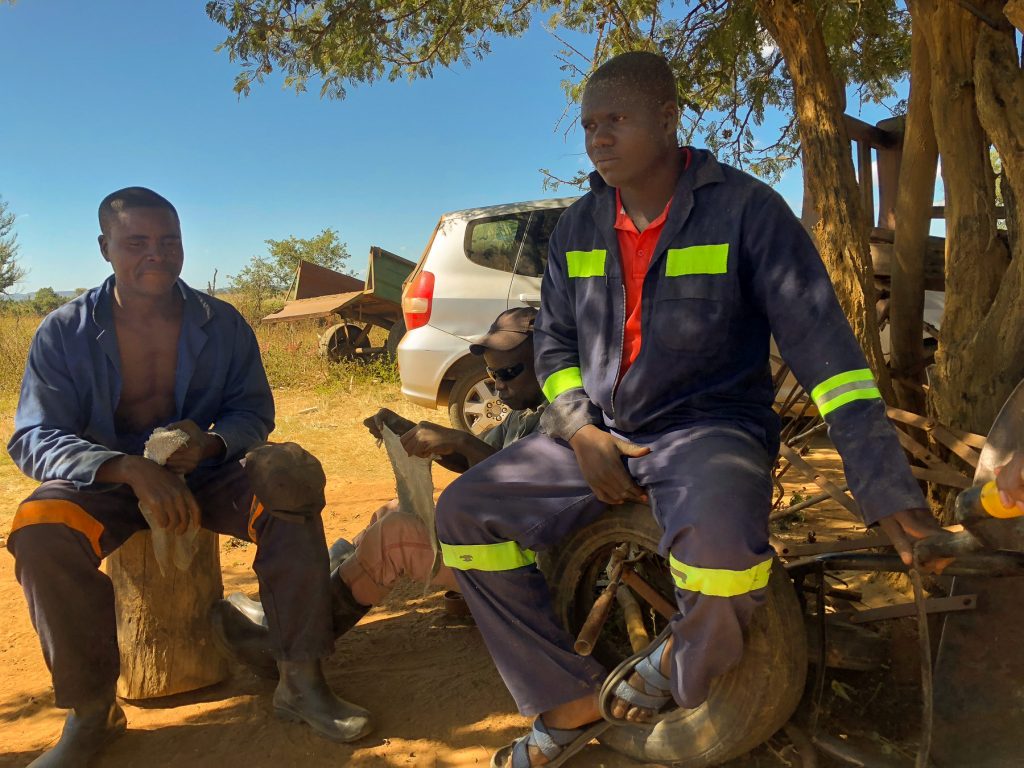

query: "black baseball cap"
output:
469 307 537 356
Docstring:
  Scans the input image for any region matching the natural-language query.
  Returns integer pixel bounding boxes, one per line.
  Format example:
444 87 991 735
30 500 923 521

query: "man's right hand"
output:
569 424 651 505
100 455 200 534
363 408 416 441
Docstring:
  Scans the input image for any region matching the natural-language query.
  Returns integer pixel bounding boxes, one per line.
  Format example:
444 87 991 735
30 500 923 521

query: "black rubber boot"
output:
328 567 370 637
211 568 370 679
28 700 127 768
209 599 280 680
273 659 372 743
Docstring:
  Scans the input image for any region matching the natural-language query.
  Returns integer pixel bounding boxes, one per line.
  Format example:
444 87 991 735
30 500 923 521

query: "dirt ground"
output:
0 387 923 767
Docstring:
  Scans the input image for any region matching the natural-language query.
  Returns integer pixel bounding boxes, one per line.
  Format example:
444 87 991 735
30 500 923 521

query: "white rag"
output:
140 427 200 576
379 425 440 583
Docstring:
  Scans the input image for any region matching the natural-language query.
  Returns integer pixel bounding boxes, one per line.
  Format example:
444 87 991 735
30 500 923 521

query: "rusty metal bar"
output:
616 585 649 653
573 548 627 656
620 569 676 621
778 444 860 515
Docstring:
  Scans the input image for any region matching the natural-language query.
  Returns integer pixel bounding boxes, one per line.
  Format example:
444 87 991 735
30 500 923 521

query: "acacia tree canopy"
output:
232 227 351 295
206 0 910 181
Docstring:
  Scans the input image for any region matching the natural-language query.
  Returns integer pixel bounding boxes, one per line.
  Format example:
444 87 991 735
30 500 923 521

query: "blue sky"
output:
1 2 898 294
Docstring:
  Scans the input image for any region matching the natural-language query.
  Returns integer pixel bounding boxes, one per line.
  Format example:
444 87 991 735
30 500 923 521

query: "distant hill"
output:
5 290 79 302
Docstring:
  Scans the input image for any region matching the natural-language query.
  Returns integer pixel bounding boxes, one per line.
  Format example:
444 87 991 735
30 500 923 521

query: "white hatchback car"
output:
397 197 577 434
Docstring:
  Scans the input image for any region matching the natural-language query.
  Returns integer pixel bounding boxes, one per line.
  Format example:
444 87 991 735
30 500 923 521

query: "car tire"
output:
447 366 509 436
541 504 807 766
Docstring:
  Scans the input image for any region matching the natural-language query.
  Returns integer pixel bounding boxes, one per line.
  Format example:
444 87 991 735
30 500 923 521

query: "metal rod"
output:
573 548 627 656
616 585 649 653
620 569 676 621
910 570 933 768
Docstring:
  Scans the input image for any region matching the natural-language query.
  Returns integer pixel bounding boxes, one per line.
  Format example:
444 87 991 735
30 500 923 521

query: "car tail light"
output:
403 270 435 330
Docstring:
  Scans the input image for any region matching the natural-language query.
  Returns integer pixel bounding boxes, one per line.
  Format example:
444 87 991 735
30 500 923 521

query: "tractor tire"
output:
384 318 406 361
541 504 807 767
319 322 365 362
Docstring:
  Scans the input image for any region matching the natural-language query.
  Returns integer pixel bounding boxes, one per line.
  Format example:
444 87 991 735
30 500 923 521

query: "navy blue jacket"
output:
535 149 924 524
8 276 274 487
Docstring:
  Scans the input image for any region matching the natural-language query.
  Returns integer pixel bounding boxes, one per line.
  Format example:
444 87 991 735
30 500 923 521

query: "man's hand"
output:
877 507 949 573
569 424 650 505
995 453 1024 511
363 408 416 441
164 420 224 475
400 422 466 459
104 455 200 534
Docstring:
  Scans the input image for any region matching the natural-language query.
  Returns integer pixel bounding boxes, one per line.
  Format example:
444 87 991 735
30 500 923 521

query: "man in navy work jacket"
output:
7 187 371 767
434 52 944 768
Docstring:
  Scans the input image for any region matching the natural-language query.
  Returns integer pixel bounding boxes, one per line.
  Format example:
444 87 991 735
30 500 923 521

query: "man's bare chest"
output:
113 319 181 432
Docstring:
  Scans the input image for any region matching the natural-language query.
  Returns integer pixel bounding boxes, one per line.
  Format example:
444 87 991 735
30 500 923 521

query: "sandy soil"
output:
0 387 920 767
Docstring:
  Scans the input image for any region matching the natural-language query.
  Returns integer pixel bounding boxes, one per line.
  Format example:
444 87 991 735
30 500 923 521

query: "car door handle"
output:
518 294 542 307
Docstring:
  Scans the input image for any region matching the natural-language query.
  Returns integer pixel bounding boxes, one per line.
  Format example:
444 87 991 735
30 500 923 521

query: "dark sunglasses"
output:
486 362 526 382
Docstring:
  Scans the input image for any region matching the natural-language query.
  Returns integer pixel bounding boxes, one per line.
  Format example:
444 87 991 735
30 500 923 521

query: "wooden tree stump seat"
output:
104 529 228 700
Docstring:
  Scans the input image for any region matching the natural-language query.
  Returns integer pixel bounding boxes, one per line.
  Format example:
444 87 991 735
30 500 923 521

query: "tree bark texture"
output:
105 530 228 700
755 0 892 400
916 0 1015 434
1007 0 1024 33
890 7 938 416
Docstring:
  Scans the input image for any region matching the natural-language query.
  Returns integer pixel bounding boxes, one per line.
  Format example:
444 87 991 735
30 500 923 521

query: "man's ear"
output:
660 100 681 139
98 234 110 263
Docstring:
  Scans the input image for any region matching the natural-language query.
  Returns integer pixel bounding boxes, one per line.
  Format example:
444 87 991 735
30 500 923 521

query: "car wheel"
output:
448 367 509 435
541 504 807 766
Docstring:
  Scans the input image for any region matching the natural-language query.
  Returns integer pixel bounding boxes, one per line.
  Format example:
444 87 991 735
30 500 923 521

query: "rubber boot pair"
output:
28 699 126 767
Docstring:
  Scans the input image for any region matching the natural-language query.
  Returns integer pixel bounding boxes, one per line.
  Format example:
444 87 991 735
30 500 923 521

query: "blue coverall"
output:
435 149 926 715
7 278 334 708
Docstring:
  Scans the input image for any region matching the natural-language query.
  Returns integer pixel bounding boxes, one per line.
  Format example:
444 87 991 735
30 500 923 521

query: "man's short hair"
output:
586 51 678 108
98 187 178 234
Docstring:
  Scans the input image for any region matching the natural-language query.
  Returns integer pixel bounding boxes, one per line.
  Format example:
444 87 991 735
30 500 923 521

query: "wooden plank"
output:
843 594 976 624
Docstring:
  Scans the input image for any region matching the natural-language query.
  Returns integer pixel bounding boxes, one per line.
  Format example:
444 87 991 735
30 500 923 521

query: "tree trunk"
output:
755 0 892 400
916 0 1013 434
968 10 1024 422
890 6 938 416
105 530 228 699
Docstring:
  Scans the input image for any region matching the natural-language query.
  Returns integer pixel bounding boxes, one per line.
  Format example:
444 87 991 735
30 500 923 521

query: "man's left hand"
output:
877 507 949 573
400 422 465 459
164 420 224 475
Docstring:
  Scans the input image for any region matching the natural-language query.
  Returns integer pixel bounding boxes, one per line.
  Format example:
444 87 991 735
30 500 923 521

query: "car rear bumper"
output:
397 324 472 409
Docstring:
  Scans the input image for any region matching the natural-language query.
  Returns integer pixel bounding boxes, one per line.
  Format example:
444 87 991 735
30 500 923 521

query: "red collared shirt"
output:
613 191 671 378
612 149 692 379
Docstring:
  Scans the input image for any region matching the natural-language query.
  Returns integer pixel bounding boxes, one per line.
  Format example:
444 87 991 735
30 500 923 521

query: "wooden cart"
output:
262 246 415 360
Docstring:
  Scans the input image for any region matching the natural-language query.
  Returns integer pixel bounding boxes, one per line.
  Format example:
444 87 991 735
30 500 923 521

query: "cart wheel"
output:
319 323 365 362
541 504 807 767
448 367 508 436
384 318 406 361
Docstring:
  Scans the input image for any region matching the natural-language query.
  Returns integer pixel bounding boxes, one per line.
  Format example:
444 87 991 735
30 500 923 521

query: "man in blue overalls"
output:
7 187 371 767
434 52 944 768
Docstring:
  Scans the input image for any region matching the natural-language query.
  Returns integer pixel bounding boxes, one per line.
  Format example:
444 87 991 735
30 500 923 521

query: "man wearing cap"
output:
6 187 372 766
211 307 548 676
